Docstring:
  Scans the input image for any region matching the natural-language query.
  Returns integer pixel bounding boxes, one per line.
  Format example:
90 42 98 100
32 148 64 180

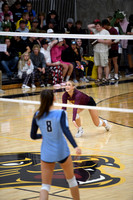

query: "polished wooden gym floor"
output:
0 77 133 200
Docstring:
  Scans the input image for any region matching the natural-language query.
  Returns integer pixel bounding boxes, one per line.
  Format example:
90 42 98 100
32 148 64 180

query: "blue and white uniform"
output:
30 109 77 162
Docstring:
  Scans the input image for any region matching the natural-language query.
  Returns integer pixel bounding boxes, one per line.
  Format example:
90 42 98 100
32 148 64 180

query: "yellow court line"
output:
0 136 41 143
81 147 133 156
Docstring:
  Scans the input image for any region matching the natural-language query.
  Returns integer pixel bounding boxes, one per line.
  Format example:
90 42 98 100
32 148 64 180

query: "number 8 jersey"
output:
30 109 77 162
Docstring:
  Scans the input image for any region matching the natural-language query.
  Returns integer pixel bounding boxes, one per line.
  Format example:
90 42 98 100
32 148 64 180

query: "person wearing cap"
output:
51 39 73 84
40 38 64 87
16 20 29 40
46 28 55 43
61 40 87 83
46 10 59 32
61 18 75 46
31 18 39 32
73 20 88 54
62 18 74 33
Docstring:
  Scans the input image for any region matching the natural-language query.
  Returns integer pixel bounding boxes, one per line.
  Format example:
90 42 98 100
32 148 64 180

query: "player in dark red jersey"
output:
62 81 110 137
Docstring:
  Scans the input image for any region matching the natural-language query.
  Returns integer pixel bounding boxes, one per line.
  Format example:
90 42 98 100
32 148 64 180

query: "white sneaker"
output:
31 84 36 88
75 128 84 138
108 74 111 79
83 77 89 83
47 84 52 87
22 84 30 89
114 74 119 80
73 79 78 83
103 120 110 131
79 78 85 82
40 84 45 87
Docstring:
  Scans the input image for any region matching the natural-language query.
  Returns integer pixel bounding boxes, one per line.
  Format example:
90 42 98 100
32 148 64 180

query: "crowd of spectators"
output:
0 0 132 88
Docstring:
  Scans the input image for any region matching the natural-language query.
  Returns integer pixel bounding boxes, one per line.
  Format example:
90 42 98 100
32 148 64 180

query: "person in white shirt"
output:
40 38 63 87
88 21 111 82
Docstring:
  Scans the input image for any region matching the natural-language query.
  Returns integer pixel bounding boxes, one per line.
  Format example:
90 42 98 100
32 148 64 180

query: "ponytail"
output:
36 90 54 119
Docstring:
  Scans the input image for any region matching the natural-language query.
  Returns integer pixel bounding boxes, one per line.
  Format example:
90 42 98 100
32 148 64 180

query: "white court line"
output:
0 31 133 40
0 98 133 113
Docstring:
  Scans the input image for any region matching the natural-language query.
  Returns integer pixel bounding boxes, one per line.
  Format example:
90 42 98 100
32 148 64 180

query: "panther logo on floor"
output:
0 153 125 189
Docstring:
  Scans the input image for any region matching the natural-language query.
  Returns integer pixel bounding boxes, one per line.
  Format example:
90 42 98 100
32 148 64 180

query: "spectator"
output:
16 20 29 40
40 38 63 87
88 21 111 82
61 40 87 83
126 14 133 76
30 18 40 32
110 10 125 34
0 38 19 80
43 19 58 33
73 20 88 54
0 24 12 43
16 12 31 30
62 18 74 34
0 0 4 13
38 12 46 29
18 51 34 88
119 14 129 73
62 18 75 46
46 10 59 32
10 1 23 23
25 32 40 53
102 19 119 80
24 2 36 19
0 3 13 22
51 38 73 83
37 29 46 46
76 38 90 82
46 28 54 43
30 44 47 87
21 0 28 12
11 35 27 57
107 16 113 22
1 13 15 31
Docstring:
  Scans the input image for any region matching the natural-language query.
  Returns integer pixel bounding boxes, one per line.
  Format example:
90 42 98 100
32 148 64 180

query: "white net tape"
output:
0 98 133 113
0 31 133 40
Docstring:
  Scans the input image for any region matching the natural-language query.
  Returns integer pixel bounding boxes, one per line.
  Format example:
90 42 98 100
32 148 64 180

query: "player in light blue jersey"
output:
30 89 81 200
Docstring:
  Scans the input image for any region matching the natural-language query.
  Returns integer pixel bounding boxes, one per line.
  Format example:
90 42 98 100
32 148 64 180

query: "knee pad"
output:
41 184 51 192
98 119 103 127
76 114 79 119
67 176 78 188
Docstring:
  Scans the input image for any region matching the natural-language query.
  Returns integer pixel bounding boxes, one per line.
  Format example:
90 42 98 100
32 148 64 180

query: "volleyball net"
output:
0 31 133 40
0 31 133 114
